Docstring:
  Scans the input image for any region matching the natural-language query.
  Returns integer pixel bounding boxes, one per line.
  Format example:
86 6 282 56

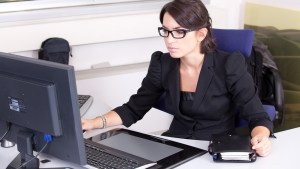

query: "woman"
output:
82 0 273 156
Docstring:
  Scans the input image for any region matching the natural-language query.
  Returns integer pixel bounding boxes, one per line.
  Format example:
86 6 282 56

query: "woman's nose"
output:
165 34 175 43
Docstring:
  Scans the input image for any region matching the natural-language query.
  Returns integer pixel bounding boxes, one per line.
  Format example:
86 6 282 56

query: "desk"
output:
1 127 299 169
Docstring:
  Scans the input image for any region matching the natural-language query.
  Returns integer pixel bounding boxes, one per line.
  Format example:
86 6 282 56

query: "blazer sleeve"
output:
225 52 273 133
113 51 165 127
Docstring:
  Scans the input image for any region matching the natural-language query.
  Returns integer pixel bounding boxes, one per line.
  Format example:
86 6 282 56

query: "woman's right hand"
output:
81 118 99 131
81 111 123 131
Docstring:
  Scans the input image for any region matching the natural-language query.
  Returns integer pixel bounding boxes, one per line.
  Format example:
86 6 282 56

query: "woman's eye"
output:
175 30 185 34
163 29 169 33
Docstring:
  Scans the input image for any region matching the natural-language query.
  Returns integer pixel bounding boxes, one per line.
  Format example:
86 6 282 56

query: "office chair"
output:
154 28 284 127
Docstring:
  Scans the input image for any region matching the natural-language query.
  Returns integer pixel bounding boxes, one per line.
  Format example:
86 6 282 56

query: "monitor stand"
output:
1 139 15 148
6 131 39 169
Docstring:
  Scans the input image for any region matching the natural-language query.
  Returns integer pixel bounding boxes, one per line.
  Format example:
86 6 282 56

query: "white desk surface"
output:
1 126 299 169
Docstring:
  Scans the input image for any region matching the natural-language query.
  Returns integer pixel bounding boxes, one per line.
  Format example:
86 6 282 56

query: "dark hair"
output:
159 0 216 54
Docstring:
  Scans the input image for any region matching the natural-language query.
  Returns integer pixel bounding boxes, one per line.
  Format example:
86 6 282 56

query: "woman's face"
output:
162 12 205 59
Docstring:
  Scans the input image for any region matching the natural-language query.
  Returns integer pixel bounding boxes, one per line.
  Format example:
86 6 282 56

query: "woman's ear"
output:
197 28 208 42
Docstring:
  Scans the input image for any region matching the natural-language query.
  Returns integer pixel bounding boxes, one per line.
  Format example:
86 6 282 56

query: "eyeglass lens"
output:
158 27 189 39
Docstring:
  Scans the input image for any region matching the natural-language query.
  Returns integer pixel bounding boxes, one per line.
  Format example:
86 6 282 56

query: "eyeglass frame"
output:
158 27 194 39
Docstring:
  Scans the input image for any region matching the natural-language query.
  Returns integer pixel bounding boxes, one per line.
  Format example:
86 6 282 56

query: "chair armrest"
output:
269 68 285 125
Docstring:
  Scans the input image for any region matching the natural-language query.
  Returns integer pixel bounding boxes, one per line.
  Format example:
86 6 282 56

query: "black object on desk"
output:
78 94 93 117
208 134 257 162
85 128 207 169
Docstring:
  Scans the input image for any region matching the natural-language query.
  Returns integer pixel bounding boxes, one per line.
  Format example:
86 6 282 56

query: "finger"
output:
81 118 87 124
82 123 92 131
255 139 270 151
256 143 271 156
81 119 90 130
251 136 259 147
252 137 268 149
81 123 87 130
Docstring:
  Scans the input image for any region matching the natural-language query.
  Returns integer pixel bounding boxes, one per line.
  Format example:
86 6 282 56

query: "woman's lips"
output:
167 47 178 53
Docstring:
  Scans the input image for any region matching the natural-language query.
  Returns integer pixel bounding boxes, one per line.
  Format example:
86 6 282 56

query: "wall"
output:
245 0 300 30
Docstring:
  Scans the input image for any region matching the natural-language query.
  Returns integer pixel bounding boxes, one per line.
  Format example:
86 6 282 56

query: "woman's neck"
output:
180 53 205 72
179 53 205 92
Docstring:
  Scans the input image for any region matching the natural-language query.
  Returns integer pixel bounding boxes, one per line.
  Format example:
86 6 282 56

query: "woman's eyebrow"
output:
162 25 184 30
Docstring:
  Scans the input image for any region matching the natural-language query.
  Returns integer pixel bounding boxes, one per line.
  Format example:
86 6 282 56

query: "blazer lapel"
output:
166 59 180 115
192 52 214 110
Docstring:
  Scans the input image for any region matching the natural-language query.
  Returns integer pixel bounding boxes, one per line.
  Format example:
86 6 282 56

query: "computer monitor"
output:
0 52 86 168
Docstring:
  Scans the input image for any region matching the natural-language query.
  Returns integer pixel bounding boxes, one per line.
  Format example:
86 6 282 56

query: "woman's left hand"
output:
251 135 271 156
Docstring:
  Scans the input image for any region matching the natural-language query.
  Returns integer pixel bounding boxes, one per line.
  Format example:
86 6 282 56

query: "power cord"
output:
16 134 52 169
0 122 11 142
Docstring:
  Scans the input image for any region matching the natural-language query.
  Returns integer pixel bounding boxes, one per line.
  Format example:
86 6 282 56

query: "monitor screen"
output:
0 52 86 168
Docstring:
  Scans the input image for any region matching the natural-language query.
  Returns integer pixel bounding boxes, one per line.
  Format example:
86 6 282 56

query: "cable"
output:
16 134 52 169
16 141 49 169
0 122 11 142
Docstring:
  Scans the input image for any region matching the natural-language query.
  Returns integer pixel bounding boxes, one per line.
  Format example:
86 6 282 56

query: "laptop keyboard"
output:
78 94 93 116
85 139 149 169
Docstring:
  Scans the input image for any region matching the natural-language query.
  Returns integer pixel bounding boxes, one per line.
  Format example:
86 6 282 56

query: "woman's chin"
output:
169 52 182 58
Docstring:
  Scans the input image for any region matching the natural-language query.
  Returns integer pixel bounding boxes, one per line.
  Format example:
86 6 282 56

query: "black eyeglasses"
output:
158 27 193 39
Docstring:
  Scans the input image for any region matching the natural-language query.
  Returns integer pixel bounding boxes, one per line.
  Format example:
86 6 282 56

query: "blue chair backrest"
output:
212 28 254 57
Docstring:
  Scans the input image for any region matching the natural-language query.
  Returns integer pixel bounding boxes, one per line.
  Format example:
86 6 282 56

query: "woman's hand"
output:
81 111 123 131
251 134 271 156
81 118 100 131
251 126 272 156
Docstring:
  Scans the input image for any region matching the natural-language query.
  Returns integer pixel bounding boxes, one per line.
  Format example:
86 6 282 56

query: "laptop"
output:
84 128 207 169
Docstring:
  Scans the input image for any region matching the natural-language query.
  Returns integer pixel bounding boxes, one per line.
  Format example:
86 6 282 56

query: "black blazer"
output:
114 50 273 140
